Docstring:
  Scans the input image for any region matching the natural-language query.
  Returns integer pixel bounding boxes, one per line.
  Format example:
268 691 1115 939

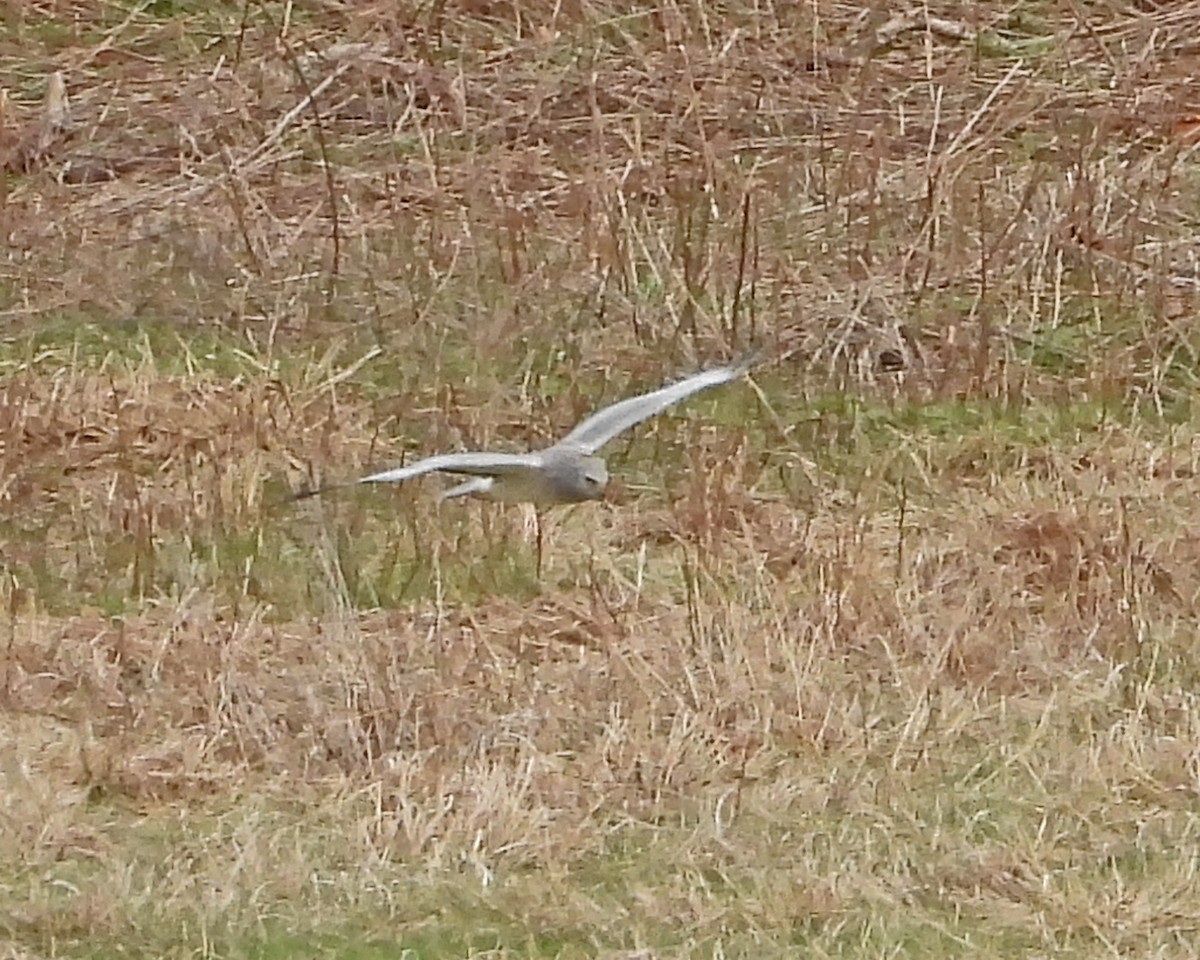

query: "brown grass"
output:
4 1 1200 957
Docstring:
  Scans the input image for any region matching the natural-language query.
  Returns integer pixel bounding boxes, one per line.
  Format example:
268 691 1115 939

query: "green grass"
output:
5 2 1200 957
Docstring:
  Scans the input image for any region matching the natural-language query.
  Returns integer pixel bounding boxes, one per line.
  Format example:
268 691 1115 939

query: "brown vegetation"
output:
3 1 1200 956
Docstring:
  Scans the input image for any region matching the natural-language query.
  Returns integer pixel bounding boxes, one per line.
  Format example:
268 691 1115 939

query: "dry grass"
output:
4 1 1200 957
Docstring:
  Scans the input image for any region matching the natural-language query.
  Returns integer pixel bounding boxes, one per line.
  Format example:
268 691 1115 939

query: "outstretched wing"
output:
358 451 543 485
557 354 758 454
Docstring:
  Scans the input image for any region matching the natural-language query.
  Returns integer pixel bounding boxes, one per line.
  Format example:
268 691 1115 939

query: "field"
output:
3 1 1200 957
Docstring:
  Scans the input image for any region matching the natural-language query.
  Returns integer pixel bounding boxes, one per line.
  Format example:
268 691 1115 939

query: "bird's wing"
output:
358 451 543 485
438 476 494 500
557 354 758 454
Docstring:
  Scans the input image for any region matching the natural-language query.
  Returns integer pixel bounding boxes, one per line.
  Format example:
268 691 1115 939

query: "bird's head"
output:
577 456 609 500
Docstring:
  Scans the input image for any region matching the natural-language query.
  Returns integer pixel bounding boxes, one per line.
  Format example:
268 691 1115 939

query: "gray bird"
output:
311 355 757 505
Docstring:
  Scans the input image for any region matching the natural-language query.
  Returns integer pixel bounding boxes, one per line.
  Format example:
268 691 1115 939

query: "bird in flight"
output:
297 354 758 505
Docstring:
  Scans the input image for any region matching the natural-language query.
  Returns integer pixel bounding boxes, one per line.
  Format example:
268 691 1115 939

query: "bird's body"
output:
305 355 756 505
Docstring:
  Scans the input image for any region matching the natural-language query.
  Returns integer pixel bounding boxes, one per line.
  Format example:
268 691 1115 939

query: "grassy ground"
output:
4 1 1200 957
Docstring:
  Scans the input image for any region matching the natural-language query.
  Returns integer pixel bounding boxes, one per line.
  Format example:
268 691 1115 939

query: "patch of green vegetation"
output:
17 918 599 960
976 29 1057 61
1020 321 1093 375
0 315 377 387
318 502 546 607
2 485 548 616
2 317 230 377
7 18 79 57
786 391 1121 488
136 0 222 18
